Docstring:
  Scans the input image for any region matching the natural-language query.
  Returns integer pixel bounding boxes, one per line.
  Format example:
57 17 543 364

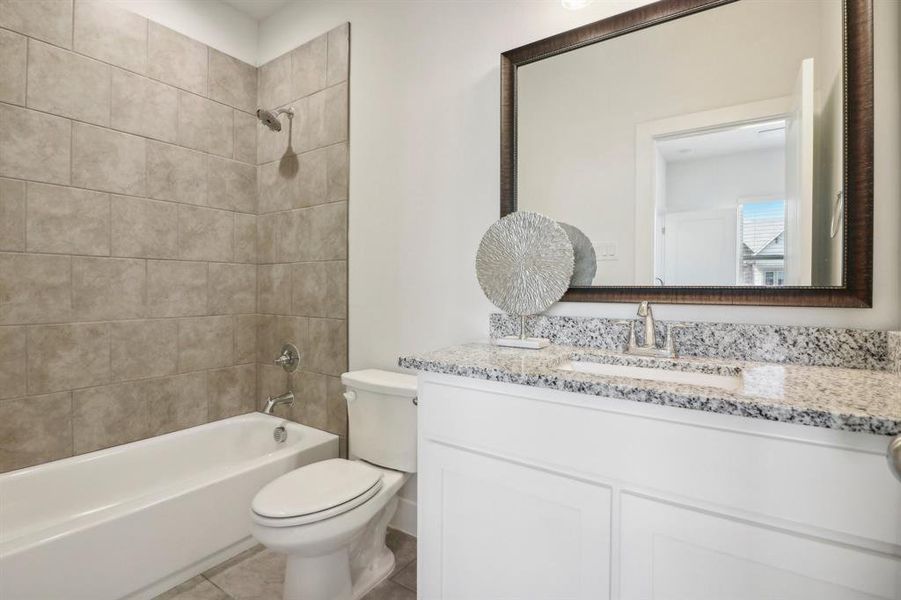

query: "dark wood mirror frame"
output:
500 0 873 307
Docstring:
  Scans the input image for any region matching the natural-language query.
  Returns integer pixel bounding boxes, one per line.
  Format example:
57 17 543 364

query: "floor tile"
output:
390 560 416 592
363 580 417 600
206 547 286 600
385 528 417 576
154 576 230 600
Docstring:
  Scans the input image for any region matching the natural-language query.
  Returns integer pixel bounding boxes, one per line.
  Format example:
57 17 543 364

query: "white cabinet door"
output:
620 494 901 600
418 441 612 600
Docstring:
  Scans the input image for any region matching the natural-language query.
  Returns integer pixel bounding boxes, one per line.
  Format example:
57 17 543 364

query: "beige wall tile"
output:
290 34 327 100
111 68 178 143
72 257 145 320
0 325 26 399
307 318 347 376
320 83 348 147
0 392 72 472
27 40 109 126
235 314 257 364
258 263 292 315
326 142 348 203
293 370 327 430
207 156 256 213
325 374 347 436
111 195 178 259
178 315 234 372
0 0 72 47
258 159 298 214
258 53 292 112
0 104 70 185
327 23 349 86
256 213 278 264
147 141 207 206
297 147 328 207
0 178 25 251
292 261 346 319
72 123 146 195
29 322 109 394
0 252 71 324
147 259 207 317
290 94 316 154
178 91 234 158
150 372 207 435
178 205 235 262
110 319 178 381
73 0 146 73
257 314 307 364
257 363 286 413
148 22 207 95
235 213 257 264
209 49 256 114
26 183 109 255
308 201 347 260
209 263 256 315
235 315 258 365
276 208 309 263
72 379 150 453
0 28 26 105
207 363 255 420
234 110 257 165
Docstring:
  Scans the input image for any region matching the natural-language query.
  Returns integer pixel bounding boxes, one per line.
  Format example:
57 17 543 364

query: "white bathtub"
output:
0 412 338 600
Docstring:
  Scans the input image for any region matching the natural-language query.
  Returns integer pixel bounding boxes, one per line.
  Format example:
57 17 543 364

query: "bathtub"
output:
0 412 338 600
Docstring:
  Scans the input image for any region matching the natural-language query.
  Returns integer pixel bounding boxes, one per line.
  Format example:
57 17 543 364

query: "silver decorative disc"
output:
558 222 597 286
476 212 574 316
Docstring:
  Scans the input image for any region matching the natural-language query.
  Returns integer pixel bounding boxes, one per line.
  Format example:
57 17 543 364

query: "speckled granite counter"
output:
399 343 901 436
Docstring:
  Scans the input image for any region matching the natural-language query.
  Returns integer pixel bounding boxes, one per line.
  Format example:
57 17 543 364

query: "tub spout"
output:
263 391 294 415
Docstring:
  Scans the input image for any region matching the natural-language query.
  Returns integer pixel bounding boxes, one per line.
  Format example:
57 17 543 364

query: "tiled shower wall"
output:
254 25 350 451
0 0 349 472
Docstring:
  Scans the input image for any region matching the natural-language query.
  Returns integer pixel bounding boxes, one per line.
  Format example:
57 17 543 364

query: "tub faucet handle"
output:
274 343 299 373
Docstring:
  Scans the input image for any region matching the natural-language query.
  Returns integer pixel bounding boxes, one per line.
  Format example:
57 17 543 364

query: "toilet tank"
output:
341 369 418 473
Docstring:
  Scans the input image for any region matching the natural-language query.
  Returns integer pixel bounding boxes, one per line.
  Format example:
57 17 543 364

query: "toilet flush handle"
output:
343 390 356 405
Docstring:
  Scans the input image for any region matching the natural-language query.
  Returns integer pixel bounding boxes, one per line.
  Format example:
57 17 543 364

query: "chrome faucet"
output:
263 391 295 415
621 301 681 358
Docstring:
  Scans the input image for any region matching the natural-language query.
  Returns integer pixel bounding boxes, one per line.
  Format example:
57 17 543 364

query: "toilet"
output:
251 369 418 600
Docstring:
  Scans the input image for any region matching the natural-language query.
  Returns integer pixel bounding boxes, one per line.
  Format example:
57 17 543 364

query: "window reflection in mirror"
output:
516 0 844 288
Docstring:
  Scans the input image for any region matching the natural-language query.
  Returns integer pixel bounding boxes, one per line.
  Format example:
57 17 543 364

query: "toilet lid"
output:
252 459 383 519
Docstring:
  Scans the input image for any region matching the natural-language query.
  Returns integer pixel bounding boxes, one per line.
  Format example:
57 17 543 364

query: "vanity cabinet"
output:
416 373 901 600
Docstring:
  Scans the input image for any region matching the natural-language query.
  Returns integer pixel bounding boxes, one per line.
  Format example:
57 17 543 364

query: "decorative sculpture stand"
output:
475 212 574 349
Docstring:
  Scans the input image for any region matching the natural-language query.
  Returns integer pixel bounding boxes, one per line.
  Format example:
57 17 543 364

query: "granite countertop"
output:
398 343 901 436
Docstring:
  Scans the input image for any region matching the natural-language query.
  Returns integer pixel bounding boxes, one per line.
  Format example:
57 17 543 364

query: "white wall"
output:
665 148 784 213
257 0 900 379
117 0 259 64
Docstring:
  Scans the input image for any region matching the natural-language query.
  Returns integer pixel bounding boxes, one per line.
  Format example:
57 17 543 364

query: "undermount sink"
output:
556 359 742 391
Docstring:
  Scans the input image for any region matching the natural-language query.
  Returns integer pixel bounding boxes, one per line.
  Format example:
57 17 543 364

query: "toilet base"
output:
280 497 400 600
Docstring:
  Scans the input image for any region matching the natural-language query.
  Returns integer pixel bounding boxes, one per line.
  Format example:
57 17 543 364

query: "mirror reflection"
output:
516 0 844 287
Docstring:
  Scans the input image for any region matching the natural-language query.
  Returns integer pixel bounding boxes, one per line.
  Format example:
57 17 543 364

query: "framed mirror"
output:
501 0 873 307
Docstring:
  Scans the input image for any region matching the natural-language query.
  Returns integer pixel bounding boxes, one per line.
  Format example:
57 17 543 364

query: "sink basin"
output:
556 360 742 391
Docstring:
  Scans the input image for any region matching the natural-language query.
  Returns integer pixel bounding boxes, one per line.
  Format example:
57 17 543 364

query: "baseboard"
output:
389 496 417 537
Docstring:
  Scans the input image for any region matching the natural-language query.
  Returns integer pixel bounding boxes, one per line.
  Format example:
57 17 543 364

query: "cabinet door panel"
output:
419 441 612 600
620 494 901 600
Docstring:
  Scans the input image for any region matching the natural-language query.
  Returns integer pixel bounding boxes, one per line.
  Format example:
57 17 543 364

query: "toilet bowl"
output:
251 370 417 600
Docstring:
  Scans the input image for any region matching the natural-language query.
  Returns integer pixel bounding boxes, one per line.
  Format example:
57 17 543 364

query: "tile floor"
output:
155 529 417 600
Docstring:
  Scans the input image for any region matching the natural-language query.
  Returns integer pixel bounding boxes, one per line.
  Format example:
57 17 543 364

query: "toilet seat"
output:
252 459 384 527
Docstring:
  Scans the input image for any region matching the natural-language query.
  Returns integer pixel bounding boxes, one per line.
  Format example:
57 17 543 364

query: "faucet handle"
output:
614 319 636 351
663 323 687 357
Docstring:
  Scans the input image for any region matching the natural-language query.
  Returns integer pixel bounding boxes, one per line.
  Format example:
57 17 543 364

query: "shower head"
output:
257 106 294 132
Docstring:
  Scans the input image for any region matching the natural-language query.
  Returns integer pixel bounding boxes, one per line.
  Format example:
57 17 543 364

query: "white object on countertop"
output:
495 335 551 349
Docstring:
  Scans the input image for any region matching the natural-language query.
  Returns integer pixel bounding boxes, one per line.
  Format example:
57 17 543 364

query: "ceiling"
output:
656 120 786 162
221 0 290 21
